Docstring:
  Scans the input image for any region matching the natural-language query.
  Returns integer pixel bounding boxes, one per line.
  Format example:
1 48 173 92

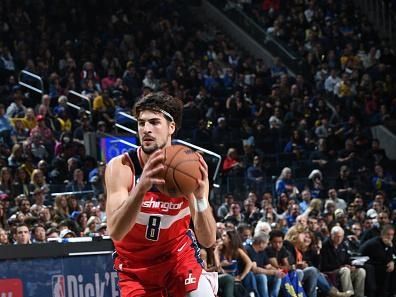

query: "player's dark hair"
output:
133 92 183 131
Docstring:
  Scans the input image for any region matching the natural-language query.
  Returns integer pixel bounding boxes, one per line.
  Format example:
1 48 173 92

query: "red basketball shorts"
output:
114 245 203 297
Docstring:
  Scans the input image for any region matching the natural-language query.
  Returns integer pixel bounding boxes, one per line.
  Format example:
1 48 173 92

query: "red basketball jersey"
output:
113 148 192 266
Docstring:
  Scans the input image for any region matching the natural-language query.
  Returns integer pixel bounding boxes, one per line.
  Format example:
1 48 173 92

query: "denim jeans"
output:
302 267 319 297
255 273 282 297
242 271 260 297
316 271 332 295
298 266 333 297
218 274 235 297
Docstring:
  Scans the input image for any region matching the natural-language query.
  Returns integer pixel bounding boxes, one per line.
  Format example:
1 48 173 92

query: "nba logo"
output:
52 275 65 297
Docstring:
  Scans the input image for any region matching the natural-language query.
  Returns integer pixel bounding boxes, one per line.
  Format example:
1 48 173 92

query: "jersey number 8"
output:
146 216 161 241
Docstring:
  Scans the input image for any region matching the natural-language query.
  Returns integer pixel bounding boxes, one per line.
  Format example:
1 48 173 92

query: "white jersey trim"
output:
136 206 190 229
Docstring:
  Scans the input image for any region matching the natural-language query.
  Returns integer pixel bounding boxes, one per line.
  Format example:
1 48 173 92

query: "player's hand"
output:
191 154 209 200
138 150 165 192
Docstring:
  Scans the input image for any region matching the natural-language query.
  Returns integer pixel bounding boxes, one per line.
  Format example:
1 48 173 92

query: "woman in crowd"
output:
0 201 9 230
53 195 70 222
216 229 259 296
0 166 14 197
28 168 49 194
276 192 290 215
67 195 82 213
84 215 101 236
200 233 235 297
7 143 25 169
302 198 323 218
76 212 88 236
275 167 299 199
0 227 9 245
12 166 30 197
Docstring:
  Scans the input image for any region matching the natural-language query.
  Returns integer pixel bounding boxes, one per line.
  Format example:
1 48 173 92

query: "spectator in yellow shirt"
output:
93 89 115 127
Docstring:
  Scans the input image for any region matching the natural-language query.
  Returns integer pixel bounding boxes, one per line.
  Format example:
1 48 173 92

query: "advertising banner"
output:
0 255 119 297
100 136 137 163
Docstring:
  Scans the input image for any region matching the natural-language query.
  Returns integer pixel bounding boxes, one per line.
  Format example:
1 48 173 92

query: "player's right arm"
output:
105 150 165 241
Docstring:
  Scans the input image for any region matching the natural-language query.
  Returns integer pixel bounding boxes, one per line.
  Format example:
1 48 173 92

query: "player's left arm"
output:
187 154 217 248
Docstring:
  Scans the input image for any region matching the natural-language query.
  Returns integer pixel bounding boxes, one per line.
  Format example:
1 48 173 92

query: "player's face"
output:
137 110 175 154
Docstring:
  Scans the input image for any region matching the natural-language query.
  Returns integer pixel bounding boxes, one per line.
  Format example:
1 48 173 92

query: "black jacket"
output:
360 226 380 244
321 238 351 271
359 236 394 266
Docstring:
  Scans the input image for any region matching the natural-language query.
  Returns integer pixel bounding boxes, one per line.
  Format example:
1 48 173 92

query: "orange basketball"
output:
157 145 202 197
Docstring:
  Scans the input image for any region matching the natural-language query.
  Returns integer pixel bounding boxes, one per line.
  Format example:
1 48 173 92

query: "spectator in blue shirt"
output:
299 190 312 213
0 104 16 147
247 155 266 196
245 234 283 297
275 167 299 199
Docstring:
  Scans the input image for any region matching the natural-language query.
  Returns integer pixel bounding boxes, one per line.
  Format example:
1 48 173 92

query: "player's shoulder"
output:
106 153 134 174
107 154 124 167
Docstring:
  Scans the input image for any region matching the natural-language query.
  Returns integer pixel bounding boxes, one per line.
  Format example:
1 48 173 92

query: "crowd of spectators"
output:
0 0 396 296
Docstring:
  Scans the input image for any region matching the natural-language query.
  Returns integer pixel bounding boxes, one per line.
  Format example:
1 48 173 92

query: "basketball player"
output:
105 92 217 297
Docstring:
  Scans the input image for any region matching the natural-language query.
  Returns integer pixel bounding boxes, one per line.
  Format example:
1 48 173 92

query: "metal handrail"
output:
119 111 137 122
111 121 222 186
51 190 94 197
102 132 138 149
233 7 298 61
173 139 222 187
66 102 91 115
115 123 137 135
68 90 92 121
18 70 44 94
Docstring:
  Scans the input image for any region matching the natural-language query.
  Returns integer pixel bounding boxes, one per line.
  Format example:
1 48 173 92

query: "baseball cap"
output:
60 229 76 238
308 169 322 180
217 117 226 124
366 209 378 219
96 223 107 232
334 208 345 218
36 114 44 121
